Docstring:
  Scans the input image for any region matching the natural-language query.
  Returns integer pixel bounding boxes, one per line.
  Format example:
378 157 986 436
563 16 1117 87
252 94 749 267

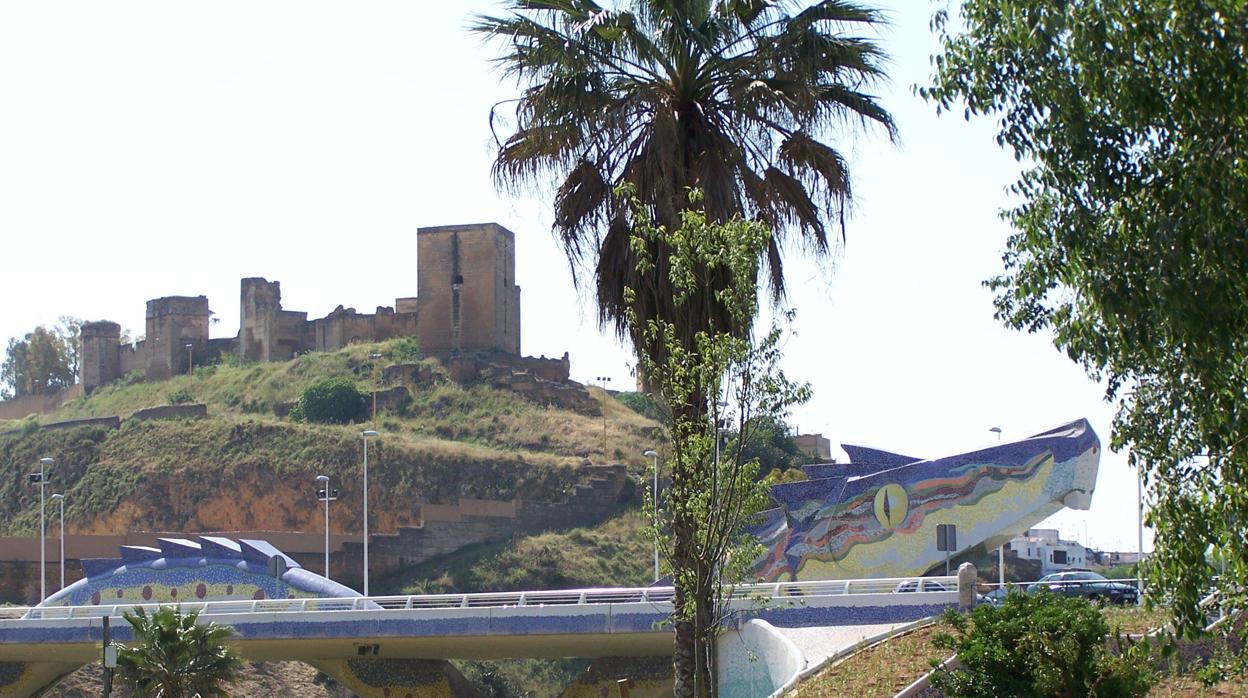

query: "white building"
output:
1007 528 1090 575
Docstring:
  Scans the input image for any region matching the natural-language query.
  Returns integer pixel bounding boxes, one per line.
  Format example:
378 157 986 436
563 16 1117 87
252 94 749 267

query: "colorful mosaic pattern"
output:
753 419 1101 580
37 536 359 608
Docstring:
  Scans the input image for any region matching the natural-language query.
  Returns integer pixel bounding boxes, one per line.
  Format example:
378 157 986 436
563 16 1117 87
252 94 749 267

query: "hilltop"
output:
0 338 661 541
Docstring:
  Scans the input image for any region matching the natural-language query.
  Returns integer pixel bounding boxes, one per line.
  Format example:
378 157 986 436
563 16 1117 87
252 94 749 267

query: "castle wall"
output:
417 223 521 356
37 222 535 396
142 296 210 380
0 384 83 420
304 306 419 354
79 321 121 393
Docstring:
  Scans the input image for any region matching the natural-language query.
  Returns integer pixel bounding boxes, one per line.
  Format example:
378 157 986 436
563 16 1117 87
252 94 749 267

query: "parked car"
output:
893 580 949 593
1027 571 1139 604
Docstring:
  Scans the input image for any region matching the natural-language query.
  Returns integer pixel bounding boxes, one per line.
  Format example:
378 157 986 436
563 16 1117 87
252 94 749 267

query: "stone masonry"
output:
76 223 528 393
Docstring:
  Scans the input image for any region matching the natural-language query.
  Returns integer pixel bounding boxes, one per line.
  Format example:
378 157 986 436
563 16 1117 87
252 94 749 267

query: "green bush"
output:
289 377 367 424
167 388 194 405
614 391 668 423
931 591 1154 698
390 336 421 364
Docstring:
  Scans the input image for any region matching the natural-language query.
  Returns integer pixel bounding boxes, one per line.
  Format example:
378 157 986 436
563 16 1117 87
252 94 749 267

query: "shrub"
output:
931 591 1154 698
614 391 668 424
390 336 421 364
289 377 367 424
167 388 194 405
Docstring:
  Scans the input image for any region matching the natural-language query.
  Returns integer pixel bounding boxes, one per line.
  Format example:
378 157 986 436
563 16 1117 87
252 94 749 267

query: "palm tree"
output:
473 0 894 356
116 606 242 697
474 4 893 696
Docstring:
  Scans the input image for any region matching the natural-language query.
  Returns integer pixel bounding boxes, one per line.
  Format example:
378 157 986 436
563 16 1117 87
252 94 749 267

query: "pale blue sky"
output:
0 2 1151 553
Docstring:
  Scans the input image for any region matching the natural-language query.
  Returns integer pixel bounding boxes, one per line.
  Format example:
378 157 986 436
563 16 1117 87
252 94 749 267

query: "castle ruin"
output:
79 223 528 393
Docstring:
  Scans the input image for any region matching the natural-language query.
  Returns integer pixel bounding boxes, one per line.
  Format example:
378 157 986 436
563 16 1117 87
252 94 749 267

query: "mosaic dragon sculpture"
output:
751 418 1101 581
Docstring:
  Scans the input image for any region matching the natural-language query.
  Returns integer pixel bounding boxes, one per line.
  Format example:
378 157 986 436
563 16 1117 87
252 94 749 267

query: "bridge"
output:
0 577 959 696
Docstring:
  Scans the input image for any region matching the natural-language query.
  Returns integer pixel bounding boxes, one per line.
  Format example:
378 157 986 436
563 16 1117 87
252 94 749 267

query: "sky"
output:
0 2 1152 553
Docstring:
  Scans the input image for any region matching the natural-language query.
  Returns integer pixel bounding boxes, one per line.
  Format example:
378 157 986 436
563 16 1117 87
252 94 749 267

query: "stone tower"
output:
416 223 521 356
79 321 122 394
144 296 210 380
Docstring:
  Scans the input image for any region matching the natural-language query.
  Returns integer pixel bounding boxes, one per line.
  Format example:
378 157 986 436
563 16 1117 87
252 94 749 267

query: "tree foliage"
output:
0 319 80 400
931 592 1153 698
116 606 243 697
724 412 807 480
627 189 809 697
289 377 367 425
924 0 1248 632
473 0 894 363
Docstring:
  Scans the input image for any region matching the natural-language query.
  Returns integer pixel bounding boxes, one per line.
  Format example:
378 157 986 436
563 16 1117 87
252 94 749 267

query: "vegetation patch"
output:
380 511 652 595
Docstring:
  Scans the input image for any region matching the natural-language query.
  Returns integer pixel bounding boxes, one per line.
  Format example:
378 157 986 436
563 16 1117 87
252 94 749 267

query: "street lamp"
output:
50 494 65 591
315 475 338 580
370 353 383 426
185 343 194 375
596 376 612 458
714 401 729 467
644 449 660 582
989 427 1004 587
361 430 378 596
29 457 52 601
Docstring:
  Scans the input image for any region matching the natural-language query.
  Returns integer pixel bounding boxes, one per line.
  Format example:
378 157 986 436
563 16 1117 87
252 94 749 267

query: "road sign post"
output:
937 524 957 576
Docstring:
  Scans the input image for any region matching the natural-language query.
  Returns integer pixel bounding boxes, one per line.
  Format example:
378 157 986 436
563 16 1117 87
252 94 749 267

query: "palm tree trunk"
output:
672 516 698 698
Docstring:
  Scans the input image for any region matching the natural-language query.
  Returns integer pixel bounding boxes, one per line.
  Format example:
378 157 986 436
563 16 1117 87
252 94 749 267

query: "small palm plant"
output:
116 606 243 697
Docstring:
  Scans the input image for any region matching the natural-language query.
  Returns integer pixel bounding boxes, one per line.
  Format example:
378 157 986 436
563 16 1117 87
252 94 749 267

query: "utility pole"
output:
102 615 114 697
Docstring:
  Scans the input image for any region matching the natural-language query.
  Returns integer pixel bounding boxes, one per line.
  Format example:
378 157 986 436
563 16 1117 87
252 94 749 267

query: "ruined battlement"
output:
68 223 536 395
147 295 209 318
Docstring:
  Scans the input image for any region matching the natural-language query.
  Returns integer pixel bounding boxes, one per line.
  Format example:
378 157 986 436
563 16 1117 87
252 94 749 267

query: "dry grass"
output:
1150 676 1248 697
792 623 943 697
33 340 662 471
790 605 1233 698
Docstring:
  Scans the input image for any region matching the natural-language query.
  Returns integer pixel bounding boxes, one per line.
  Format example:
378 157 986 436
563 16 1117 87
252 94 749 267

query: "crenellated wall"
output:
6 222 581 415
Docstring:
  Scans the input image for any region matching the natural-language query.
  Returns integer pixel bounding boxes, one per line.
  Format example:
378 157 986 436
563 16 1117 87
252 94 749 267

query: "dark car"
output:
1027 571 1139 604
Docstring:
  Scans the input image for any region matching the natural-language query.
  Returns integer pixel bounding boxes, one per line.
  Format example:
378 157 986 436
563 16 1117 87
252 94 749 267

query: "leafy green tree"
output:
289 377 368 424
627 190 809 696
931 592 1153 698
924 0 1248 633
614 390 669 425
0 322 78 399
116 606 243 697
724 412 806 480
472 0 894 367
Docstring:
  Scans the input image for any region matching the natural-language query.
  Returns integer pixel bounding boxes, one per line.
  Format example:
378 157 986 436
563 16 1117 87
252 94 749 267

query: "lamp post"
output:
596 376 611 458
50 494 64 591
1137 466 1145 599
990 427 1004 587
315 475 338 580
361 430 378 596
714 401 728 467
30 457 52 601
185 343 194 375
370 353 383 426
644 449 660 582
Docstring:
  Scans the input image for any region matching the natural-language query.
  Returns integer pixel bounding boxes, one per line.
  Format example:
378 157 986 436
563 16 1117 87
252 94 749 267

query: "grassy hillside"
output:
0 340 662 537
377 511 653 595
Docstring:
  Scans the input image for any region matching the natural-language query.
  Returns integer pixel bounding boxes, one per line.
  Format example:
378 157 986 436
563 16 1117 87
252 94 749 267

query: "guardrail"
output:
0 575 958 622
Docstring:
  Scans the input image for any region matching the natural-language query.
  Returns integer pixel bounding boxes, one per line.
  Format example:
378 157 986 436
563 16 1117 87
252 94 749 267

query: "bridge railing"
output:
2 575 957 621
